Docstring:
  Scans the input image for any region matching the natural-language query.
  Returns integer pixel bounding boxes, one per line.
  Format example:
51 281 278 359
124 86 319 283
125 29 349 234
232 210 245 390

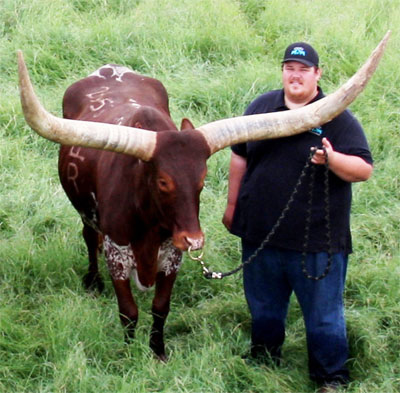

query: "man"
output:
223 42 373 392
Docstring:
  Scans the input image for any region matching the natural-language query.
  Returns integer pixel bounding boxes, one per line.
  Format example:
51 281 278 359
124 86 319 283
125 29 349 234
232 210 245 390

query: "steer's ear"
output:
180 118 195 131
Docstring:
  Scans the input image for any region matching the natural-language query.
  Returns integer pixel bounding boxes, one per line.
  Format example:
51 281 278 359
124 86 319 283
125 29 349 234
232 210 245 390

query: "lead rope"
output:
188 147 333 281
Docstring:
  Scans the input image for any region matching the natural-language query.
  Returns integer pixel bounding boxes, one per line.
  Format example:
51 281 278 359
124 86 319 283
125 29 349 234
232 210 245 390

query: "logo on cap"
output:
290 47 306 56
283 42 319 67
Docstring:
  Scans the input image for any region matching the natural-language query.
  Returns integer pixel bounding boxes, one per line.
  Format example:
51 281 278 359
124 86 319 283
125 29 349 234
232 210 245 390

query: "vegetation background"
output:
0 0 399 392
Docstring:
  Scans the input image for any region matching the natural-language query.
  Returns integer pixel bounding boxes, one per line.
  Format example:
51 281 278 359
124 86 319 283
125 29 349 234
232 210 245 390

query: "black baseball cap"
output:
282 42 319 67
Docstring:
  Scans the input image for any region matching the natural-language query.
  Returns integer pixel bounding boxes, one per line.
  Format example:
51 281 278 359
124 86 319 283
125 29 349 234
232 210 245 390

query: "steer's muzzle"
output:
173 231 204 251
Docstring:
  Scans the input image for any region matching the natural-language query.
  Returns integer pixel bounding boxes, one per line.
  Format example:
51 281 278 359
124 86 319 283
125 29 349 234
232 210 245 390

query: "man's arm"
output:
311 137 373 182
222 152 247 230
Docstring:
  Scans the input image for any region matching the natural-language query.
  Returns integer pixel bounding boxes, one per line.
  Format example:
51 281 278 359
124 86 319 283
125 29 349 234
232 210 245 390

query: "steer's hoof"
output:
150 339 167 362
155 352 168 363
83 272 105 293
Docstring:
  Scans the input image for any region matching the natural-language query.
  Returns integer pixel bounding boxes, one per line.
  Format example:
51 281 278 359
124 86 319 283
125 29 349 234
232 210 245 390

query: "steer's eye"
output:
157 178 170 192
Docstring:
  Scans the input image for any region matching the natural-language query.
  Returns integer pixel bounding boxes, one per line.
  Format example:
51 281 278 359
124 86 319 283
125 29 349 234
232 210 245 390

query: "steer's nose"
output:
184 235 204 251
173 231 204 251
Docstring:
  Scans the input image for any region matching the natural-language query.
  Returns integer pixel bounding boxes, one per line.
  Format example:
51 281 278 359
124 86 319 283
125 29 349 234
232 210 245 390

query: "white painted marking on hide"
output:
67 147 86 194
108 65 135 82
129 99 141 108
90 64 135 83
86 86 109 99
89 69 106 79
69 146 85 161
157 238 182 275
116 116 125 125
104 235 135 281
67 162 79 194
86 87 114 118
89 98 114 112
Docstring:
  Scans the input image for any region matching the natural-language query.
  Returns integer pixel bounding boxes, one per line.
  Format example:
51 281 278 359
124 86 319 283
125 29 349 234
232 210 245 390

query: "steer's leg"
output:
103 235 138 341
82 224 104 293
150 271 177 361
112 279 138 342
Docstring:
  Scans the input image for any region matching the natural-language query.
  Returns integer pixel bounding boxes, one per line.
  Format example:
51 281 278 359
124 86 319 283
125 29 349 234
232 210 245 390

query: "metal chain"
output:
188 146 333 280
301 147 333 280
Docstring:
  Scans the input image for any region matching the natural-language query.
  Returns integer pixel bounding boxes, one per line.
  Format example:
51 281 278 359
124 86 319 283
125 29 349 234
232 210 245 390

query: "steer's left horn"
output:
197 31 390 154
17 51 157 161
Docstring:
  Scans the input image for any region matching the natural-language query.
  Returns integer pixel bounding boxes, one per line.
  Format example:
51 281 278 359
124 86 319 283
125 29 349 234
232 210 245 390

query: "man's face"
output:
282 61 321 104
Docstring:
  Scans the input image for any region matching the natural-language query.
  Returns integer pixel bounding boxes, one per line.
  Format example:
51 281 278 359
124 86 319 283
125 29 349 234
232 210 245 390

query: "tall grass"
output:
1 0 399 392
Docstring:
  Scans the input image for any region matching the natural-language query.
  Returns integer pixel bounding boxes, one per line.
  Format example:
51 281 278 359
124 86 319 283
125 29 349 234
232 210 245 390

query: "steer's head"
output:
17 32 389 251
149 129 211 250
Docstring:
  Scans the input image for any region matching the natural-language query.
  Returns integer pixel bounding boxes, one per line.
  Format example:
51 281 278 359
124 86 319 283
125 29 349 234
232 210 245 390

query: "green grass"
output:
1 0 400 392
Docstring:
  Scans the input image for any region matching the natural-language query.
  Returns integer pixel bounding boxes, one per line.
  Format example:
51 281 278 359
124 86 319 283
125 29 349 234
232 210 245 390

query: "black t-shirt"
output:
230 88 373 254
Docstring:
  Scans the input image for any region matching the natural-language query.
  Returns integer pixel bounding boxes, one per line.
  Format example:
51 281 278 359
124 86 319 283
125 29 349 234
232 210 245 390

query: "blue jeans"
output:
242 240 350 384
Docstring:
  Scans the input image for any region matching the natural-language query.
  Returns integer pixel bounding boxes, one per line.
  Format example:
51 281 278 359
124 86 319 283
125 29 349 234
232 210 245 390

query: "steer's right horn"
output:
197 31 391 154
17 51 157 161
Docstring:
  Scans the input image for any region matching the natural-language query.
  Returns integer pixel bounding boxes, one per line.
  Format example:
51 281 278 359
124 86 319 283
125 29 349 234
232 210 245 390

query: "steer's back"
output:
58 64 176 237
62 64 172 124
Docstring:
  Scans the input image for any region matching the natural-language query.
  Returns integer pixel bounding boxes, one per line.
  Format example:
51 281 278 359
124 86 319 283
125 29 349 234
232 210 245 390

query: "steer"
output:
17 32 389 360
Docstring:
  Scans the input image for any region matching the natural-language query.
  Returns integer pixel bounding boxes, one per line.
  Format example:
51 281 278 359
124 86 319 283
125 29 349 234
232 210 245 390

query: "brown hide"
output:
58 64 210 358
60 65 209 250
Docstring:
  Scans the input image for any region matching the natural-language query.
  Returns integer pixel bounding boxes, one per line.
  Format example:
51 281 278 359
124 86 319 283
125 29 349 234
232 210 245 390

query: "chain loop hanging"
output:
301 147 333 280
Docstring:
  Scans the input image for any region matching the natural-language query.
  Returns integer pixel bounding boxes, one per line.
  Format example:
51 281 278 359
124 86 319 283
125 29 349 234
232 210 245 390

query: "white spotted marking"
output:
157 238 182 276
103 236 182 288
104 235 135 281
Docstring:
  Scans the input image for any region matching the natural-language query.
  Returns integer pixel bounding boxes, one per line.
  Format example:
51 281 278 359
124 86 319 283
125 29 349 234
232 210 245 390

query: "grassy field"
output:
1 0 400 392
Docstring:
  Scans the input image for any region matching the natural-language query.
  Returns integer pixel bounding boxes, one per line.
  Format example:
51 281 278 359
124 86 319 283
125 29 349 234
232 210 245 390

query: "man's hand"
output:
311 137 332 165
310 137 373 182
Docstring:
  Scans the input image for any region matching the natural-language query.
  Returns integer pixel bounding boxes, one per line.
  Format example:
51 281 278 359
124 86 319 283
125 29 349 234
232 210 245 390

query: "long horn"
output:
198 31 391 154
17 51 157 161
